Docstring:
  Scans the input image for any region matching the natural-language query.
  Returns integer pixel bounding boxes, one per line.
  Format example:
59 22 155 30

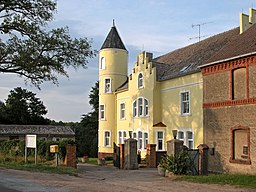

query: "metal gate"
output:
187 149 199 175
113 142 120 168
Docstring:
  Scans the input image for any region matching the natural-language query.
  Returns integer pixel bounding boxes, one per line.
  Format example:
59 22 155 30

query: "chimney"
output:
240 8 256 34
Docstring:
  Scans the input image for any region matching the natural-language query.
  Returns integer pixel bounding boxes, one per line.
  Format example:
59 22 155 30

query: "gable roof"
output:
0 125 75 136
201 24 256 67
153 27 240 80
101 26 127 50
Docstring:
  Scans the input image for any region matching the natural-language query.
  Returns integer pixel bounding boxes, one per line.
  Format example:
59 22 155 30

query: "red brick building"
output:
200 23 256 174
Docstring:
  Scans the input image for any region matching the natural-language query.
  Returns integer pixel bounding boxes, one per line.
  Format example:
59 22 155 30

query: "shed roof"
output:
0 125 75 136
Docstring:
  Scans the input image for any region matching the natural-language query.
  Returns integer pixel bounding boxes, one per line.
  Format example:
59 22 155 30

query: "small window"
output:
104 131 111 147
105 78 111 93
99 105 105 120
187 131 194 149
138 131 143 149
133 101 137 117
144 133 148 149
144 99 149 116
138 98 143 116
120 103 125 119
157 131 164 151
177 130 194 149
100 57 106 70
133 132 137 139
138 73 143 88
118 131 122 145
123 131 127 142
180 91 190 115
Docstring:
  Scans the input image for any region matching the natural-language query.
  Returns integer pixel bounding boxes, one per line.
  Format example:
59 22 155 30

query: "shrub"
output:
159 151 190 175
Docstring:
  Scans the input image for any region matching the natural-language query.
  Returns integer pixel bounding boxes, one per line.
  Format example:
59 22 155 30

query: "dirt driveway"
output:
0 164 254 192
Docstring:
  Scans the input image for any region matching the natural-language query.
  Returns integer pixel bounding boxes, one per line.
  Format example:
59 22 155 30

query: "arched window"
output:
100 57 106 70
132 98 149 117
138 73 143 88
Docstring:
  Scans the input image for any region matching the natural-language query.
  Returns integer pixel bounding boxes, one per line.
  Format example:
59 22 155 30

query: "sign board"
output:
26 135 37 148
50 145 58 153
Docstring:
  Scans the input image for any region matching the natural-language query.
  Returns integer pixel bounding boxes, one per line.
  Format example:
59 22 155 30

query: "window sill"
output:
120 118 126 120
229 158 251 165
104 146 112 148
180 113 191 117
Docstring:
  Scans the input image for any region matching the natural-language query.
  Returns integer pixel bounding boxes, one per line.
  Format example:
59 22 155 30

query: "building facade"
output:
98 21 239 159
98 9 256 175
200 13 256 174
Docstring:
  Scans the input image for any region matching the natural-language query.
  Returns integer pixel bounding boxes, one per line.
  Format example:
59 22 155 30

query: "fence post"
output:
119 144 125 169
198 144 209 175
167 139 184 157
146 144 156 168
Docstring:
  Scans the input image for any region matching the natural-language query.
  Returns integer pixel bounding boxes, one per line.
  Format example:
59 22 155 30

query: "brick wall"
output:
249 66 256 97
203 72 230 103
203 59 256 174
98 152 113 159
204 106 256 174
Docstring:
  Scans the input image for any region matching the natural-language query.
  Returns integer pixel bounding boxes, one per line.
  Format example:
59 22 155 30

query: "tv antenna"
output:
190 22 213 42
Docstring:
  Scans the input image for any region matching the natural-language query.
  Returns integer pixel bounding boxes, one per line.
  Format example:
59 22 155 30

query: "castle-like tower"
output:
98 22 128 158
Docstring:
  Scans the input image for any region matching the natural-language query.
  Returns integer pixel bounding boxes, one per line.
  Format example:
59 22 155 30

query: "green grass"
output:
178 174 256 189
0 158 79 176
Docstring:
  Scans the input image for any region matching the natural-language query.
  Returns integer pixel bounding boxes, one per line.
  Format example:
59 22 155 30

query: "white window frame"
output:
138 98 143 117
118 130 127 144
132 129 148 150
100 57 106 70
133 100 137 117
99 104 105 120
120 103 125 120
104 78 111 93
156 130 165 151
180 91 191 116
104 131 111 147
132 98 149 117
144 132 148 149
177 128 194 149
138 73 143 88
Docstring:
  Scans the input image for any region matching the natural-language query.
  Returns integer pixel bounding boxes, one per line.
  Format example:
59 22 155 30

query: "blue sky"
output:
0 0 255 122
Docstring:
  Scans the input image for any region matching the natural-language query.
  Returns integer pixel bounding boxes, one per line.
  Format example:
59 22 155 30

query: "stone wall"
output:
204 106 256 174
203 59 256 174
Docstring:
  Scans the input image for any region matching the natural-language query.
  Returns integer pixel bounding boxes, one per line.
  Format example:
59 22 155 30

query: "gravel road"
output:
0 164 254 192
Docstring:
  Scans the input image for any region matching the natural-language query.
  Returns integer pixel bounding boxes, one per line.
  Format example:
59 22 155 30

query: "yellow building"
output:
98 22 239 159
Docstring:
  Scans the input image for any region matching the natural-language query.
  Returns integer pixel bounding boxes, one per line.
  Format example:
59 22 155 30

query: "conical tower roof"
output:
101 21 126 50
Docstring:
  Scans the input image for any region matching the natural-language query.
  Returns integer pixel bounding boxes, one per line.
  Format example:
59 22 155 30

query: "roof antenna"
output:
190 21 213 42
113 19 115 27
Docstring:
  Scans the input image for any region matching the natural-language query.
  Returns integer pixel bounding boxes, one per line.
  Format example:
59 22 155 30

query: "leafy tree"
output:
76 81 99 157
0 87 49 124
0 0 95 88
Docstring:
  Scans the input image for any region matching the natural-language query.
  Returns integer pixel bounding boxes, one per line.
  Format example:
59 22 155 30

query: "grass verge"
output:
0 161 79 176
177 174 256 189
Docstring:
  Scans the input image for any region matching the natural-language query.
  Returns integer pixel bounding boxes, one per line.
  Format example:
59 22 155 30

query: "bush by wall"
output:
0 139 75 162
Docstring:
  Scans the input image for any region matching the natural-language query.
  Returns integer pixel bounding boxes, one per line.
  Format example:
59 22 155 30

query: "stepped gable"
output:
153 27 240 80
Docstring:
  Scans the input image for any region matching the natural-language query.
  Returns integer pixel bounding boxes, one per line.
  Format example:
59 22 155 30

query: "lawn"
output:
178 174 256 189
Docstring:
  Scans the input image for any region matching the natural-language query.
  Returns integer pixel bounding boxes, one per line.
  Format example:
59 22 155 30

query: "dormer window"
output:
100 57 106 70
138 73 143 88
105 78 111 93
